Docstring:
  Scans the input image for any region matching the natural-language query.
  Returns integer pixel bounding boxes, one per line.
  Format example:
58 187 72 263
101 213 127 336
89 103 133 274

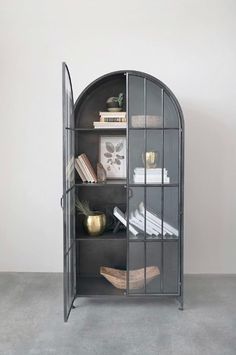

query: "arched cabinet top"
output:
74 70 184 130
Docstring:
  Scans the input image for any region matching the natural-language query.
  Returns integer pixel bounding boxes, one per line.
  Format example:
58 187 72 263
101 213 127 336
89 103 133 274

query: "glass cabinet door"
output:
127 73 180 295
62 63 76 321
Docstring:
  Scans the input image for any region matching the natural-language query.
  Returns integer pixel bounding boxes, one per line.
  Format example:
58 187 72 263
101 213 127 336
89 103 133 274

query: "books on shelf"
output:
99 111 126 122
93 111 127 129
133 168 170 184
113 204 178 238
75 153 97 183
113 207 138 236
138 202 179 237
93 122 127 129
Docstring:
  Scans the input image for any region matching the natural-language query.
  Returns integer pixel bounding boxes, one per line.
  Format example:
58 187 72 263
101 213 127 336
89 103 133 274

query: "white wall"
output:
0 0 236 273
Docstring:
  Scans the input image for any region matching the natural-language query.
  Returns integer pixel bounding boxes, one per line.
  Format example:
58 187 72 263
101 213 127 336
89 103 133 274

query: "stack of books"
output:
133 168 170 184
75 153 97 183
133 202 178 238
113 202 178 239
93 112 127 129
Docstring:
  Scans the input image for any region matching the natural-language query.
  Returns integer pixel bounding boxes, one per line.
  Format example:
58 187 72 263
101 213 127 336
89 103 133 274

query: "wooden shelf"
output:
76 230 126 241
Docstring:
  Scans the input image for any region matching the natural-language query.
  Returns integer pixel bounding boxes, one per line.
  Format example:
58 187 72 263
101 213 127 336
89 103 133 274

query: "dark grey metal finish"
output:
62 63 77 322
62 65 184 321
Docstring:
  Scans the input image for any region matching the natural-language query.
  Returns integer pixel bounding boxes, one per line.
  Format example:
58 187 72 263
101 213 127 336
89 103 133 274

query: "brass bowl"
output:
142 151 159 169
83 212 106 236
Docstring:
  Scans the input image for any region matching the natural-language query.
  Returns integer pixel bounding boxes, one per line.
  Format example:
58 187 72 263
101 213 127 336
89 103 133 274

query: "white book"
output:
93 122 127 129
130 213 157 236
134 210 161 235
139 202 179 236
133 175 170 184
139 202 173 235
113 207 138 236
134 168 168 174
99 111 126 118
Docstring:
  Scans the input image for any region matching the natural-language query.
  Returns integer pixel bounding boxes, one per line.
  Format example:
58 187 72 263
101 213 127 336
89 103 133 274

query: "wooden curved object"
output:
100 266 160 290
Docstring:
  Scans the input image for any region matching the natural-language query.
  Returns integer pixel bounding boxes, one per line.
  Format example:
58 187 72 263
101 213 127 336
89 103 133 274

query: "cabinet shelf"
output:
76 230 126 241
66 127 126 133
75 180 126 187
77 277 125 296
129 127 180 131
128 183 178 187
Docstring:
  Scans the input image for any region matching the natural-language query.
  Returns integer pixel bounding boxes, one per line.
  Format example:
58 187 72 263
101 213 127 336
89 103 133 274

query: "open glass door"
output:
62 63 76 321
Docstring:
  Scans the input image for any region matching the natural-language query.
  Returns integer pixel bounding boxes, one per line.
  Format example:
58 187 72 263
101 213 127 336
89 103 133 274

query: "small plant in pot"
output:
75 199 106 236
106 93 124 112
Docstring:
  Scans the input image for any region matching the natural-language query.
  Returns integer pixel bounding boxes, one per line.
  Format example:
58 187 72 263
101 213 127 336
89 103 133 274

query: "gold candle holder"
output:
83 212 106 236
142 151 158 169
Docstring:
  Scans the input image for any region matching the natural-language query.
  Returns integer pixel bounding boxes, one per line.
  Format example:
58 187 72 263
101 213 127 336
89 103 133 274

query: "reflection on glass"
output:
164 130 179 184
146 79 163 128
128 242 144 294
65 243 76 316
65 189 75 253
128 187 145 240
164 91 179 128
146 243 161 293
163 242 178 293
146 187 162 239
163 187 179 239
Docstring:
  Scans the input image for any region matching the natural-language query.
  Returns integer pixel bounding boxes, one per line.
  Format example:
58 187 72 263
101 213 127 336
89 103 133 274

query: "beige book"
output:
78 155 92 182
81 154 98 183
75 158 87 182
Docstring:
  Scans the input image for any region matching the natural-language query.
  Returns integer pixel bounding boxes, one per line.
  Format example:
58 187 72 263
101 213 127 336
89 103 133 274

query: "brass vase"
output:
83 212 106 236
142 151 159 168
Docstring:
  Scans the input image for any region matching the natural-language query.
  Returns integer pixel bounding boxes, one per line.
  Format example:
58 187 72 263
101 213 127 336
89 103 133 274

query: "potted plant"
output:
75 199 106 236
106 93 124 112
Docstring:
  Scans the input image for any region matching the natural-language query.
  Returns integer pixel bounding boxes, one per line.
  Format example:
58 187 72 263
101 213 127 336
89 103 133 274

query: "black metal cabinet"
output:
62 63 184 322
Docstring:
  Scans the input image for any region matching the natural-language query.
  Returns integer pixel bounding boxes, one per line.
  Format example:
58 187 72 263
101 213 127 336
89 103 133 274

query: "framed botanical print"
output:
99 136 126 179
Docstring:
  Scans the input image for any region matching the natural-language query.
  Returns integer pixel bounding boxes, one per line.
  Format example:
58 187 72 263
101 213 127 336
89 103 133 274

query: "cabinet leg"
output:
177 296 184 310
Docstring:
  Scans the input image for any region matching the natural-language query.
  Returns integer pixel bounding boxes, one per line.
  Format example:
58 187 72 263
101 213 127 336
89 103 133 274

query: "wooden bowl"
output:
100 266 160 290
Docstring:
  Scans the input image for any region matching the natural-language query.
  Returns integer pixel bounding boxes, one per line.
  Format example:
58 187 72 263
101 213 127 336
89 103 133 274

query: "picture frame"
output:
99 135 126 179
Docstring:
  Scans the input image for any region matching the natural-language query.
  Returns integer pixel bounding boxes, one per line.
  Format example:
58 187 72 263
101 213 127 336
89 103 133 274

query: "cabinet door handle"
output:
60 195 64 209
128 187 133 199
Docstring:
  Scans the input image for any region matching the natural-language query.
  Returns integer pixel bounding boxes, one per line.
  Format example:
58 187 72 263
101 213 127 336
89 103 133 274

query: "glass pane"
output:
164 130 179 184
146 242 161 293
128 187 145 240
164 91 179 128
63 63 75 191
146 130 163 184
65 188 75 255
129 75 144 128
146 79 163 128
146 187 162 239
64 242 76 320
129 129 145 183
63 64 74 129
163 242 178 293
65 130 75 190
128 242 144 294
163 187 179 240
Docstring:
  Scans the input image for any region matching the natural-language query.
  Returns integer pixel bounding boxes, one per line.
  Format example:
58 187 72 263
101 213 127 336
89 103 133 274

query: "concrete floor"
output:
0 274 236 355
